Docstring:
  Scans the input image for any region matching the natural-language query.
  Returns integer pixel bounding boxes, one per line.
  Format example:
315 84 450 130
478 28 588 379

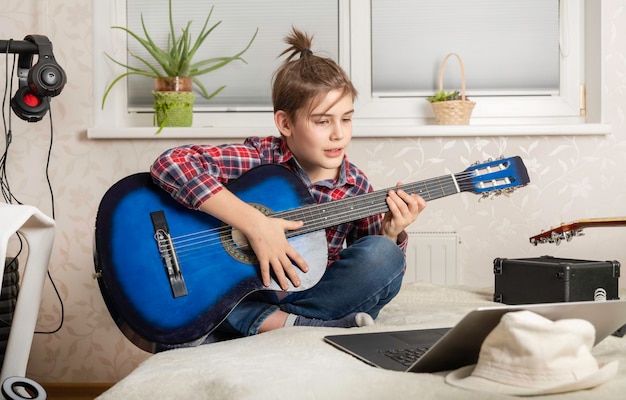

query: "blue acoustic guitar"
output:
94 157 529 352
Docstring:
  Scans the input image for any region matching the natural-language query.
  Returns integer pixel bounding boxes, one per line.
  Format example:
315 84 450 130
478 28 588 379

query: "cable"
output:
1 39 22 205
35 104 63 335
43 100 56 219
0 39 24 331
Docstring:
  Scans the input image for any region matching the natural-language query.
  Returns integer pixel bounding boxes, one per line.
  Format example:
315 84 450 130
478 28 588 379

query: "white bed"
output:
97 282 626 400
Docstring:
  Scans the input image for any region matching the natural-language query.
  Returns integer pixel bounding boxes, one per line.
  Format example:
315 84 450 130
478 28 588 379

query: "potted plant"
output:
101 0 257 130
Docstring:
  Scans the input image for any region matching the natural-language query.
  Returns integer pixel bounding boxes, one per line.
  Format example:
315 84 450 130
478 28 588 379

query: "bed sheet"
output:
97 283 626 400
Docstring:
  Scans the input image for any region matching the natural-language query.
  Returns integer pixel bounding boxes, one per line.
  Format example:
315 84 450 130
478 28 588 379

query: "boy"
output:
150 28 425 337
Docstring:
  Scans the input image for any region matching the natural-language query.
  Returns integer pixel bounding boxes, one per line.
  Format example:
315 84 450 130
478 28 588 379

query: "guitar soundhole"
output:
219 203 272 265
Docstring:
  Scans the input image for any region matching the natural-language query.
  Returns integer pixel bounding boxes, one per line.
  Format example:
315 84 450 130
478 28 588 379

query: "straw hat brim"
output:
445 360 619 396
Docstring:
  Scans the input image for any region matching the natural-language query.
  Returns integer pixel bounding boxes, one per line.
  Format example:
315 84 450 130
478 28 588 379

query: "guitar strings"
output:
167 170 488 263
168 158 520 266
175 172 465 243
165 175 498 266
171 170 479 256
171 170 474 250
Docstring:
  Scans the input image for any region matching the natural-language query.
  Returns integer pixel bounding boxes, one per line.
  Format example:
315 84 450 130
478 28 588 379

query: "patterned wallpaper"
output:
1 0 626 384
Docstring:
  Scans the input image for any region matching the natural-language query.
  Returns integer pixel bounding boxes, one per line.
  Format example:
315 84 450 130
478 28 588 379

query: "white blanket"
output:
97 283 626 400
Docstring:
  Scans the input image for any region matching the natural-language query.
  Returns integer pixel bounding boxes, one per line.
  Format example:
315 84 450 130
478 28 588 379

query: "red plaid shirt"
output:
150 136 407 265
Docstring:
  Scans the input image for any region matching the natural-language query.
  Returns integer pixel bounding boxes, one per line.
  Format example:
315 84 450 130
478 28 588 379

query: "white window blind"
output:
371 0 560 97
126 0 339 110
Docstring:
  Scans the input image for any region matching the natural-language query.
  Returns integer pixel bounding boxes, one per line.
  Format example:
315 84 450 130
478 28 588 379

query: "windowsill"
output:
87 123 612 140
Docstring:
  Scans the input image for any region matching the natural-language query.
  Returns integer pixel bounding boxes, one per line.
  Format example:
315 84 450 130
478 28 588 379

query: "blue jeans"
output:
221 235 406 336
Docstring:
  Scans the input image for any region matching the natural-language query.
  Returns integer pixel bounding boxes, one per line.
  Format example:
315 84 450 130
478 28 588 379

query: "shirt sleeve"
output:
396 230 409 253
150 140 265 209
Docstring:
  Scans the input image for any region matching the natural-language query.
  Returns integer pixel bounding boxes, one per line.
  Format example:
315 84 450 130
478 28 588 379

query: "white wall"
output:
1 0 626 383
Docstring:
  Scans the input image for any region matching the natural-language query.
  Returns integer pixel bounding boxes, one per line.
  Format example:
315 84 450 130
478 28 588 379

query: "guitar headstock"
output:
459 156 530 198
529 223 582 246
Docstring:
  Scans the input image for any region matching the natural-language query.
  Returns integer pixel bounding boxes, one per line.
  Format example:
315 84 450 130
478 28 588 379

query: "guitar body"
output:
94 165 327 352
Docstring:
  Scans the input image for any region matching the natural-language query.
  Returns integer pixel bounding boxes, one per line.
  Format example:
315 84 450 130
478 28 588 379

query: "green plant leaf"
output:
101 70 154 109
426 89 465 102
193 77 226 100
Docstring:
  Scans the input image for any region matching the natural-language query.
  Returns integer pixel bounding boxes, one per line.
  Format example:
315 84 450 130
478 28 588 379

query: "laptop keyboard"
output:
380 347 429 367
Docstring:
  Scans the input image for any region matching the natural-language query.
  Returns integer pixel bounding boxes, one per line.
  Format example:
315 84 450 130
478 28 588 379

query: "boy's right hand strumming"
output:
239 214 308 290
198 188 308 291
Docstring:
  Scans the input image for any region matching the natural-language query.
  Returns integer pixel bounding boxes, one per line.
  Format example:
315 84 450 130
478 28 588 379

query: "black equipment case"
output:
493 255 620 305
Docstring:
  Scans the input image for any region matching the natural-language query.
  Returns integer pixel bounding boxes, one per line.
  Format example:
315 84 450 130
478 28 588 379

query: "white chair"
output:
0 204 54 384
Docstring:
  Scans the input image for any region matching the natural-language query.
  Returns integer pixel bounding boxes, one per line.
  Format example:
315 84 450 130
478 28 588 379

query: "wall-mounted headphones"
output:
10 34 66 122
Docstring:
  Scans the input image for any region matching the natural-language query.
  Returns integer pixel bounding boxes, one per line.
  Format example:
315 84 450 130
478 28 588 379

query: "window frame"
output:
89 0 610 139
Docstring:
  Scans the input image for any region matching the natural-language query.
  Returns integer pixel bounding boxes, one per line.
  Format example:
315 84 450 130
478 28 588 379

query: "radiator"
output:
404 232 458 285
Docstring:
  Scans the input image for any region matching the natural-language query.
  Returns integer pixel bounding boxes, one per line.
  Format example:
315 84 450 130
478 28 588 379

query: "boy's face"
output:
276 89 354 183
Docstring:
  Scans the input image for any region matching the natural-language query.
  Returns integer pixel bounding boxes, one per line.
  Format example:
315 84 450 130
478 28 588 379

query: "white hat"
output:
445 310 618 396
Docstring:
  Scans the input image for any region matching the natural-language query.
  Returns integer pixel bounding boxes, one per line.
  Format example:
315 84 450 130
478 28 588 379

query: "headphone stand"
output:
2 36 66 122
0 204 54 397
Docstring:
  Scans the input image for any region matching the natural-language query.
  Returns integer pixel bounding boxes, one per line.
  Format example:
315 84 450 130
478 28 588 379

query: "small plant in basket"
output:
427 53 475 125
426 90 466 103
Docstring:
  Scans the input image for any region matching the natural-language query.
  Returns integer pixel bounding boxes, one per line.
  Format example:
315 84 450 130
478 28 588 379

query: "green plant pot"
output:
153 91 196 129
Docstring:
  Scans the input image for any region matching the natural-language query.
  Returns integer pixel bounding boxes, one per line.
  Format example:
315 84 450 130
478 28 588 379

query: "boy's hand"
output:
242 215 308 291
198 189 308 291
381 183 426 242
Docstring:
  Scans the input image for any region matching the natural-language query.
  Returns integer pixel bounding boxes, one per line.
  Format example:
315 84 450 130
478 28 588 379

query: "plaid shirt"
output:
150 136 407 265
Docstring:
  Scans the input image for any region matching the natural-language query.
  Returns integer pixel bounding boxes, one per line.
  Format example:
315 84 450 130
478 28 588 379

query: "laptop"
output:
324 300 626 373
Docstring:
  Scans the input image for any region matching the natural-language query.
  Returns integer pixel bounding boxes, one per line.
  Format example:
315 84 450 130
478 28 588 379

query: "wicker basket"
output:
430 53 475 125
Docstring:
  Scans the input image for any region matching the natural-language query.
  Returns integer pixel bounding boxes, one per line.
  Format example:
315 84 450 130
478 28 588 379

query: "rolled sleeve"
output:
150 141 266 209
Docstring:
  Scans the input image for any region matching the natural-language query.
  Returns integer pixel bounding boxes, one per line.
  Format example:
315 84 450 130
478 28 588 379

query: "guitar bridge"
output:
150 211 188 298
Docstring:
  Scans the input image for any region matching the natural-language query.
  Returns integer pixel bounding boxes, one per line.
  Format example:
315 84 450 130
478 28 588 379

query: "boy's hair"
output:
272 27 358 122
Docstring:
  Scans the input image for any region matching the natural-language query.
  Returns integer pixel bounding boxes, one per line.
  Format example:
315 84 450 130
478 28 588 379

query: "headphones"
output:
11 34 66 122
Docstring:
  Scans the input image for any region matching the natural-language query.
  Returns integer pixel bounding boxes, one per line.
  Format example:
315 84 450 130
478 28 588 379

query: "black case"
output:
493 256 620 305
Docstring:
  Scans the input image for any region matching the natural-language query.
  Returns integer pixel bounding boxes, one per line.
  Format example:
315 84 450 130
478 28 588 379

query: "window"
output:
351 0 590 128
90 0 607 138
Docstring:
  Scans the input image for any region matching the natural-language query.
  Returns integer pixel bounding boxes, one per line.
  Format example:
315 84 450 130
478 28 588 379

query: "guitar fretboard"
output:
277 174 459 237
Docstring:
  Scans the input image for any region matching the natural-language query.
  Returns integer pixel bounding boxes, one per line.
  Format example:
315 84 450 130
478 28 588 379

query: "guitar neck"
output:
563 217 626 229
279 173 460 237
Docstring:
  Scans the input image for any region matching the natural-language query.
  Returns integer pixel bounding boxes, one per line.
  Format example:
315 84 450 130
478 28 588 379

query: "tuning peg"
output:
501 187 516 196
479 190 498 201
550 231 563 245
